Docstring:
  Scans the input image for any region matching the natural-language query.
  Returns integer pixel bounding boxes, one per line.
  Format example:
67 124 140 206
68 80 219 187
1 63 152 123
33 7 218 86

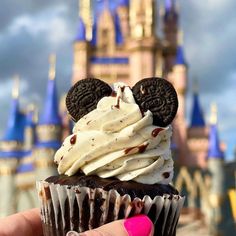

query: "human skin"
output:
0 208 43 236
0 209 153 236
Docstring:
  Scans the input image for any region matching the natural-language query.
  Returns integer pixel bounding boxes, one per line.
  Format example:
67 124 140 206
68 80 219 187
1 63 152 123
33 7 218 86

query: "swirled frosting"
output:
54 83 174 184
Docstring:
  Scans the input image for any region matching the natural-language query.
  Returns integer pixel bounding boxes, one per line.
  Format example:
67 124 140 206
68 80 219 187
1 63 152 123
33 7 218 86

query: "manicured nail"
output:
66 231 80 236
124 215 153 236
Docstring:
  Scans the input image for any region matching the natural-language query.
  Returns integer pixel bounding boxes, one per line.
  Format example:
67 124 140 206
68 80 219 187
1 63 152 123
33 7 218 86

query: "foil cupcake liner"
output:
36 180 185 236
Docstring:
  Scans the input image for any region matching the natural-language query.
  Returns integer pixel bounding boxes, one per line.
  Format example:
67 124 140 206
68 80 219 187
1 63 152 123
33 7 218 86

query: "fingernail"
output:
124 215 153 236
66 231 80 236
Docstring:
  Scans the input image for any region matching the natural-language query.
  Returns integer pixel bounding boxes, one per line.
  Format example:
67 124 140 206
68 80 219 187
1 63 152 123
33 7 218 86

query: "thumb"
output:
66 215 154 236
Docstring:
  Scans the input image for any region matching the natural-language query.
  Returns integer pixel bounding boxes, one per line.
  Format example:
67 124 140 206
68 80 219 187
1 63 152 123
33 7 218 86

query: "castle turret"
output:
0 77 25 217
15 104 37 212
15 150 36 212
163 0 178 47
190 85 205 128
170 33 188 165
171 34 187 119
163 0 179 73
72 2 90 84
24 104 36 151
207 103 226 235
128 0 157 85
187 81 208 168
34 54 62 180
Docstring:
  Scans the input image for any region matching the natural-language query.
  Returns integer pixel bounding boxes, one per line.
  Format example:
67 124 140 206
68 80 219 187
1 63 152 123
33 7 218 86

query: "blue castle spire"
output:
39 54 61 126
3 98 25 142
190 81 205 127
75 17 86 41
208 104 224 159
0 77 26 158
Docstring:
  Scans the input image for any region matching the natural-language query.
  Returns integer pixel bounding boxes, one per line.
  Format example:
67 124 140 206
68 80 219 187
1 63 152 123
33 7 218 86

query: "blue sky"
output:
0 0 236 161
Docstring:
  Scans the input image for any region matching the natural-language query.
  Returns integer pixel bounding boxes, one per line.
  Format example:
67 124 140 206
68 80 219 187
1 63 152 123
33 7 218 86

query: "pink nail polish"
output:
124 215 153 236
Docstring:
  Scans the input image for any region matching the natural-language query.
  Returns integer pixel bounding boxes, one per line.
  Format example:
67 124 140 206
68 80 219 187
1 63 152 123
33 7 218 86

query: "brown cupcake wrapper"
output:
36 180 185 236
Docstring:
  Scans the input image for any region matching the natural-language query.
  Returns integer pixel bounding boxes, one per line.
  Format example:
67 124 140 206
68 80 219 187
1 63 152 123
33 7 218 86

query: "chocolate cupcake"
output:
37 78 184 236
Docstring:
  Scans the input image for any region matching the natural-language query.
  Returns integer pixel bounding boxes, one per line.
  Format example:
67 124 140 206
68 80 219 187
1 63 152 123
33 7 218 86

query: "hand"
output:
67 215 154 236
0 210 154 236
0 208 43 236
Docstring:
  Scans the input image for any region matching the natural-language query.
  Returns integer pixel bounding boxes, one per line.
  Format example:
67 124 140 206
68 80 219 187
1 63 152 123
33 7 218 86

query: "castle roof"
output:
90 0 123 46
2 97 26 142
39 55 61 126
175 45 186 65
0 82 26 159
190 89 205 127
208 104 224 159
75 17 86 41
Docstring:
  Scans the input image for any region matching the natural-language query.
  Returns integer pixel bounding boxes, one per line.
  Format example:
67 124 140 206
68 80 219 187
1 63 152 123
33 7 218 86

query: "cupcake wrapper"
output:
36 181 185 236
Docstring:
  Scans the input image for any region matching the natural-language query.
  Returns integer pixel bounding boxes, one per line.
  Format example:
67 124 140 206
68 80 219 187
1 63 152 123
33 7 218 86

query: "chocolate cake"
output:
46 173 179 199
37 78 184 236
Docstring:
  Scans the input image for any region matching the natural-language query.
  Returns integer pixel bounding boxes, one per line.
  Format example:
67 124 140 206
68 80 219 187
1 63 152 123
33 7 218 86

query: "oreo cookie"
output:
66 78 112 122
132 77 178 127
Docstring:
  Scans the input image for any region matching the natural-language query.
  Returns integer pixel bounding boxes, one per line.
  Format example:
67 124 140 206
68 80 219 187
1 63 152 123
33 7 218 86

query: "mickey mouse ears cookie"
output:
66 78 112 122
132 77 178 127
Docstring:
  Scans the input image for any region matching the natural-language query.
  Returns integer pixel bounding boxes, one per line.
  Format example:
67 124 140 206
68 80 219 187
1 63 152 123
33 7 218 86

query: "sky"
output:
0 0 235 161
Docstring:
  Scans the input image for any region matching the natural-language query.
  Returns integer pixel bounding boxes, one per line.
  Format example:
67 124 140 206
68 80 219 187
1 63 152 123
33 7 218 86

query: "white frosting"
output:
55 85 174 184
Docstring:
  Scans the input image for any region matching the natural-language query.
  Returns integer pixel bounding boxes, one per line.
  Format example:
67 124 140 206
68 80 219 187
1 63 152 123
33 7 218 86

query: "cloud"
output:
0 1 78 135
179 0 236 93
7 5 71 48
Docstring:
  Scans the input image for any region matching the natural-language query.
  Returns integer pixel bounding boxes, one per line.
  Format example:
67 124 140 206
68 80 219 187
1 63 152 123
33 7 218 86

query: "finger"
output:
67 214 154 236
0 208 43 236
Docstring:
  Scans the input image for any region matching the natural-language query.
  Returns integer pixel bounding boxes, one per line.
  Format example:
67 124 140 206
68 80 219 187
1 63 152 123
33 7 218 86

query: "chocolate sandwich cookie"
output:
66 78 112 122
132 77 178 127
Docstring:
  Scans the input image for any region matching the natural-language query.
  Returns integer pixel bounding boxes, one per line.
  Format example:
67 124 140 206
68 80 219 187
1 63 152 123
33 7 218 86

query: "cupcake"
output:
37 77 185 236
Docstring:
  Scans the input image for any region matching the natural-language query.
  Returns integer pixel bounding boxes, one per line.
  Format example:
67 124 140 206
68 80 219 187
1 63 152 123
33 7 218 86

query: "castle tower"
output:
170 34 188 165
0 77 25 217
187 81 209 168
207 103 225 235
15 105 37 212
163 0 178 73
97 4 116 54
72 16 90 84
73 0 129 85
24 104 36 151
34 54 62 180
128 0 157 85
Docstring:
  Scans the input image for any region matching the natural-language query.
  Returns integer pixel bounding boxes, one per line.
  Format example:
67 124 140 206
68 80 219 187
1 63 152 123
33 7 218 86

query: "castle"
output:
0 0 235 235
